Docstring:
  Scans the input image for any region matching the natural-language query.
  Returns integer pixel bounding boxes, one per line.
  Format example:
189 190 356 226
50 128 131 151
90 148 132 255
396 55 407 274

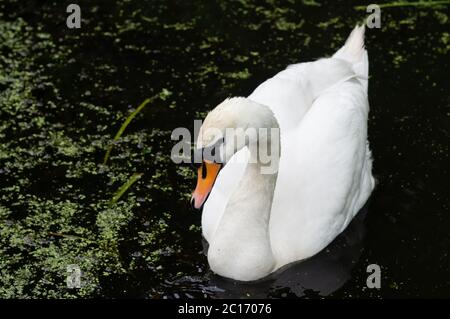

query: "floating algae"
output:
0 16 176 298
1 0 449 299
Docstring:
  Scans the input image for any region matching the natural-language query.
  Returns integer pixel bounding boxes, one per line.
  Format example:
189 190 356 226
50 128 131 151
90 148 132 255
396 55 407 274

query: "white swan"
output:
191 25 375 281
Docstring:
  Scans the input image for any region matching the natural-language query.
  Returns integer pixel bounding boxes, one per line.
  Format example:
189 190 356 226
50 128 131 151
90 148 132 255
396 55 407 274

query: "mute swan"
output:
191 25 375 281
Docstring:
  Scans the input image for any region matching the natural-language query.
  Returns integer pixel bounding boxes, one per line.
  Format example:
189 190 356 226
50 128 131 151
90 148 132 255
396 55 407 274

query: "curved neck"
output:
207 103 280 280
220 101 280 240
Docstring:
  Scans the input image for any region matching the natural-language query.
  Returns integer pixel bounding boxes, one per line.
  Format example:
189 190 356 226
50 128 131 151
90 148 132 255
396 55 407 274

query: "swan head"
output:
191 97 279 210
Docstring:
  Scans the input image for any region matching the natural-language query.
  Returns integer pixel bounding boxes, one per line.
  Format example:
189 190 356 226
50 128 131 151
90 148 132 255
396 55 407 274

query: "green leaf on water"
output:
103 98 152 164
109 173 143 207
103 89 172 165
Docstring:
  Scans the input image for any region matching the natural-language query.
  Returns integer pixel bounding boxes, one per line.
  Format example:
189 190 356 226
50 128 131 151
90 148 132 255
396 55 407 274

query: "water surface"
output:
0 0 448 298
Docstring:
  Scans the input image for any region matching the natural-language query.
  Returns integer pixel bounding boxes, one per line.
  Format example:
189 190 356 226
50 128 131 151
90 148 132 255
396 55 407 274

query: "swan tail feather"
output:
333 24 369 91
333 24 366 64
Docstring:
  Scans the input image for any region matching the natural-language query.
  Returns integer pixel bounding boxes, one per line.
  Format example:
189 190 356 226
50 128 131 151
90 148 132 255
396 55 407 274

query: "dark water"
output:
0 0 448 298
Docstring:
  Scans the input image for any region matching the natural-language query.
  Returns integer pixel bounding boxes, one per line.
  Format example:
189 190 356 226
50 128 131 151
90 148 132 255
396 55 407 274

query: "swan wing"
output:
270 76 374 267
248 63 314 131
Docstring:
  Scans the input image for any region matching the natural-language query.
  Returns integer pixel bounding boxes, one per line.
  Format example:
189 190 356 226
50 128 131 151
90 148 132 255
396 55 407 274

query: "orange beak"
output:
191 160 222 210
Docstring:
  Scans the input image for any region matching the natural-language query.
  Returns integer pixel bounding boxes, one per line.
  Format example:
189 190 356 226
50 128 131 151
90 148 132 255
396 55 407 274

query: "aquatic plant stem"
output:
103 98 152 164
355 0 450 10
109 173 143 207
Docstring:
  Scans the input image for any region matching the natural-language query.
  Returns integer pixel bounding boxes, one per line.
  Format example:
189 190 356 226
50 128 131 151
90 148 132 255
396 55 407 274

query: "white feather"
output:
199 25 375 281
